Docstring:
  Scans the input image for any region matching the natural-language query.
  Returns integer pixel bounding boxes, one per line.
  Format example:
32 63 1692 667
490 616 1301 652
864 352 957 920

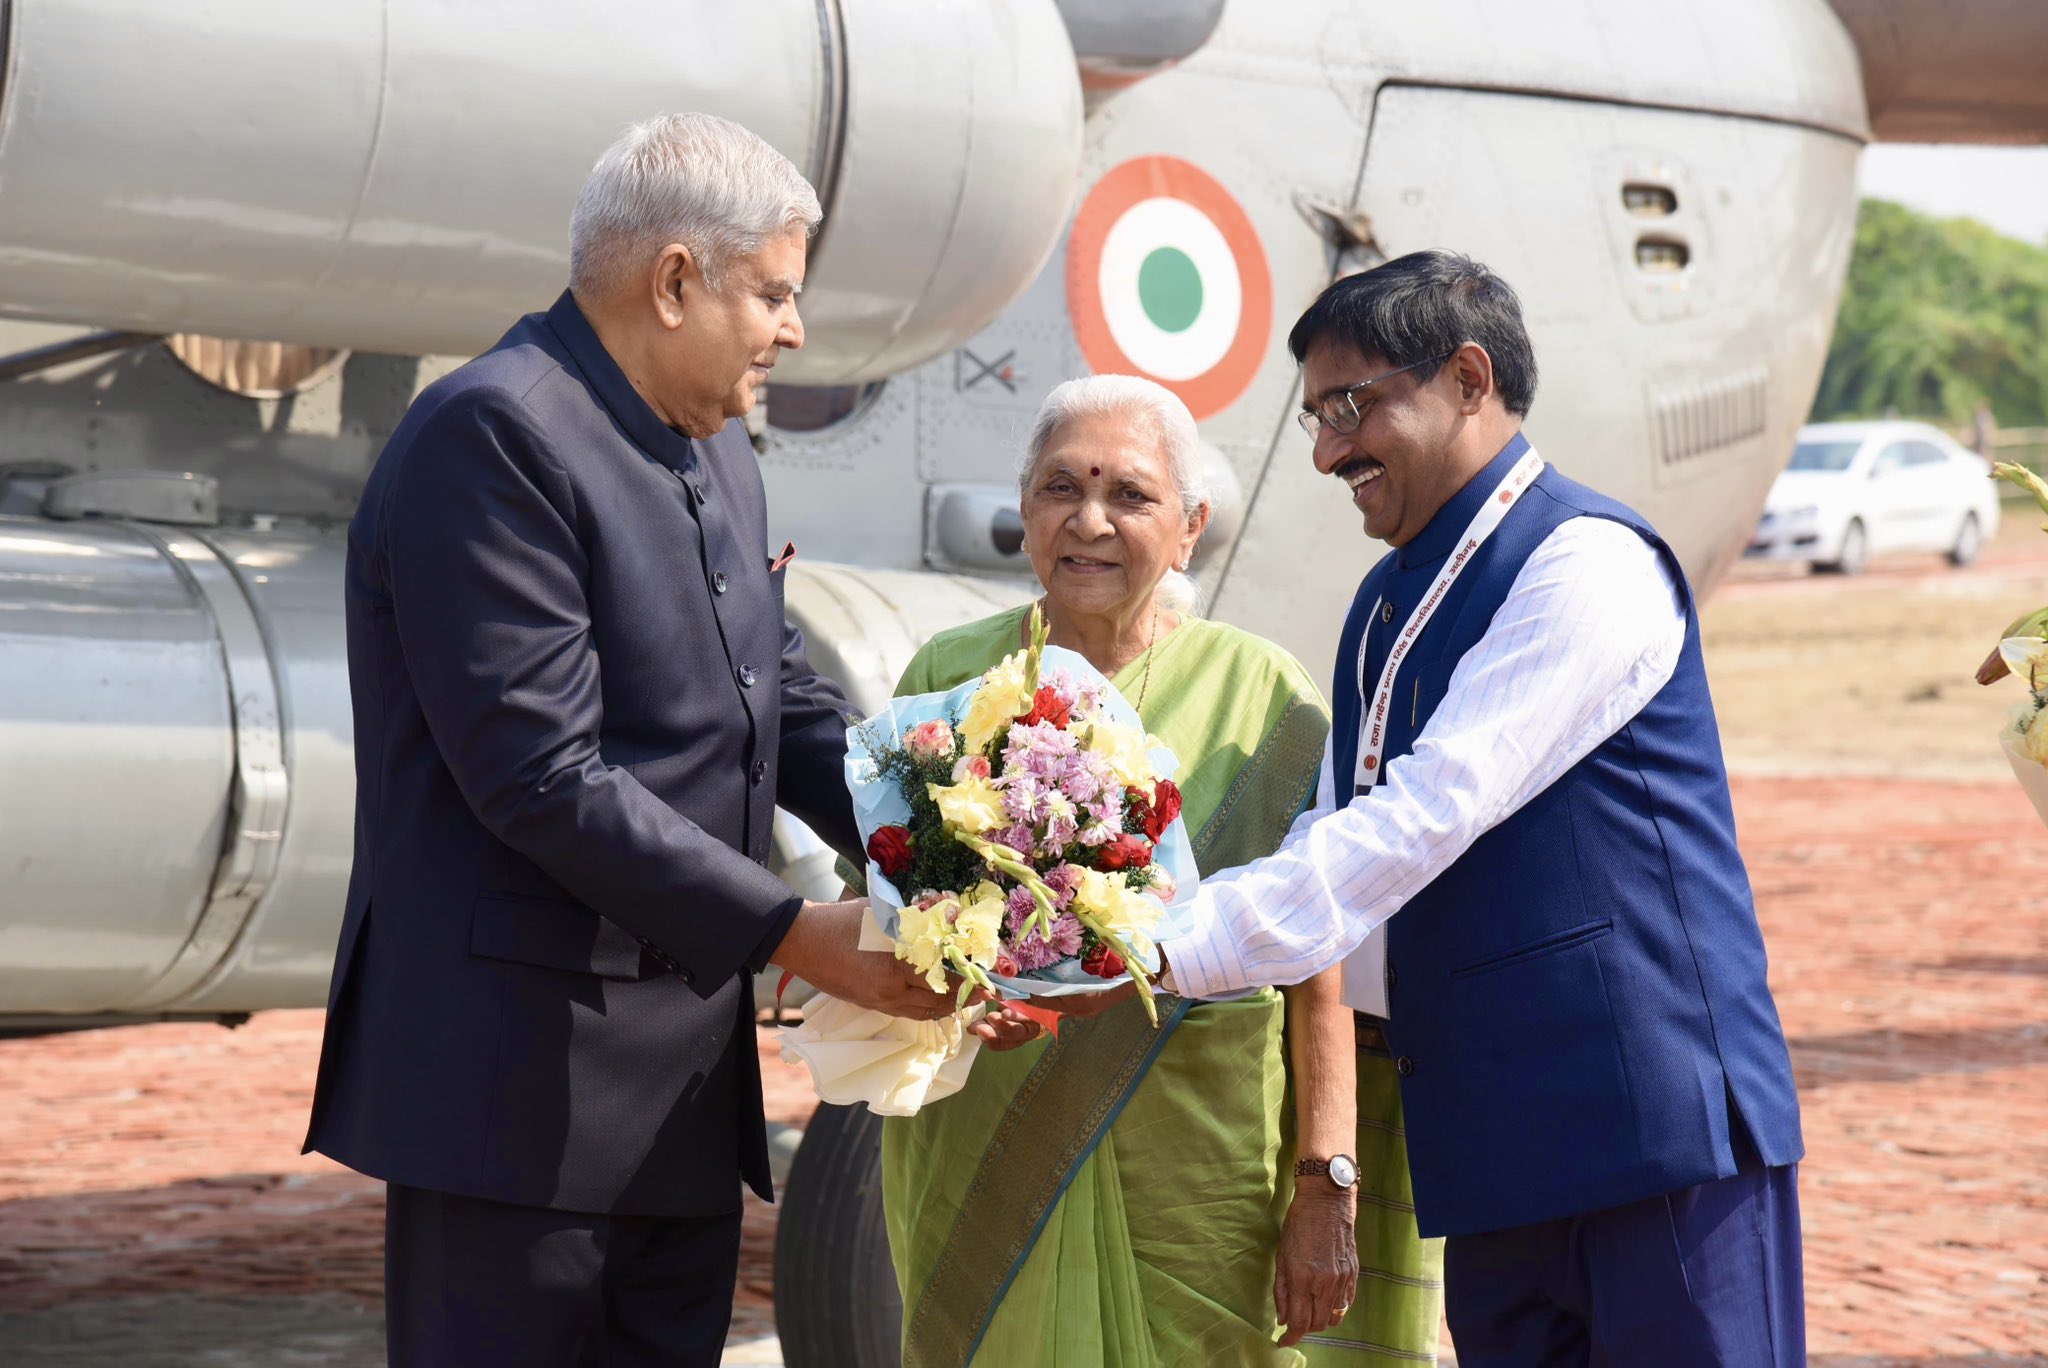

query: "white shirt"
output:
1167 516 1688 1004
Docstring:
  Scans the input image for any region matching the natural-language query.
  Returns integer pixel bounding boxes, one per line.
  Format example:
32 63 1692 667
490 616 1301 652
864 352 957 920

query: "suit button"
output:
1380 600 1395 624
1387 968 1399 989
738 663 758 688
678 967 694 984
1395 1055 1415 1077
713 571 729 595
752 760 767 785
692 481 708 503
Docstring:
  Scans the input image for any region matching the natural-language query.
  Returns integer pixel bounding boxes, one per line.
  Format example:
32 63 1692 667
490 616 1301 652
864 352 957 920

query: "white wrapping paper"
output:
2001 731 2048 829
777 907 983 1116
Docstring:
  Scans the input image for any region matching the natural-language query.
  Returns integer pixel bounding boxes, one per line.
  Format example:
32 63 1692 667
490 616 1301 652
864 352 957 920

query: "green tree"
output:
1814 199 2048 427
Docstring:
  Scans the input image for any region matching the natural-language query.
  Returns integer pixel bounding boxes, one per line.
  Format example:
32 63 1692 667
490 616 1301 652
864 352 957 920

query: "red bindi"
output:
1090 466 1101 476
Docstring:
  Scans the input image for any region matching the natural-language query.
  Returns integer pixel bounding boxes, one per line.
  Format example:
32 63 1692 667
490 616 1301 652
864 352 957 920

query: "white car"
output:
1747 420 2002 574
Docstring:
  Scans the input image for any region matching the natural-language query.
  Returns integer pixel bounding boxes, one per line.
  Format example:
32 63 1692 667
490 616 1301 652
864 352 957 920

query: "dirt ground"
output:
1 522 2045 1366
1709 514 2048 783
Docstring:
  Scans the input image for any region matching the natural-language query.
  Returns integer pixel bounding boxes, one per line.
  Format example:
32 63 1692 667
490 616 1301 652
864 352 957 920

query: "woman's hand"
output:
966 1004 1047 1051
1273 1186 1360 1347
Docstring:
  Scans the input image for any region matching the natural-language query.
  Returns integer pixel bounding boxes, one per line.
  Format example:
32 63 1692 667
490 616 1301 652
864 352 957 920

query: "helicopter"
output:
0 0 2040 1361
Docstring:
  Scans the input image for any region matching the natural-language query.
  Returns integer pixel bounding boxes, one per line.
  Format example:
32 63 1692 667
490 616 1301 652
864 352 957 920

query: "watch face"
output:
1328 1154 1360 1189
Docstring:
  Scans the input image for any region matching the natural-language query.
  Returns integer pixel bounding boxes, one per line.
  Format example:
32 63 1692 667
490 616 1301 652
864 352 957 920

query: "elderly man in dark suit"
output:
304 113 953 1368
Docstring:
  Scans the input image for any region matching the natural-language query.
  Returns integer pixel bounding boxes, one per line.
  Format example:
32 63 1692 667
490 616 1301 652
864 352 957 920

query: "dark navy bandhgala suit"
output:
1331 437 1805 1364
305 292 859 1365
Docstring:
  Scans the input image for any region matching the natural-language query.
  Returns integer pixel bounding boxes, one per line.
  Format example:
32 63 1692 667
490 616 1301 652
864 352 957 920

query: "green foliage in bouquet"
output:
866 732 993 902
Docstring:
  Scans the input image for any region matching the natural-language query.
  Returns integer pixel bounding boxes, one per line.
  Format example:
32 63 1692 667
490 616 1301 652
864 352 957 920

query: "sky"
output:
1857 144 2048 245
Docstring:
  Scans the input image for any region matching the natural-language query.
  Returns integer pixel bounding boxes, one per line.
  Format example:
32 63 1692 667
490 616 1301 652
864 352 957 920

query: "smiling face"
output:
647 224 808 437
1020 410 1207 624
1301 338 1475 547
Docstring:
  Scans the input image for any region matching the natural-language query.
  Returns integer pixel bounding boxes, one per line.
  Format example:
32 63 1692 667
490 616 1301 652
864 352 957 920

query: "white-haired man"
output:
305 113 954 1367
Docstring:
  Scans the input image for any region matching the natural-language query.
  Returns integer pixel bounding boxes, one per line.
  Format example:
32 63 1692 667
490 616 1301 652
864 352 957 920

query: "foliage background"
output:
1814 199 2048 427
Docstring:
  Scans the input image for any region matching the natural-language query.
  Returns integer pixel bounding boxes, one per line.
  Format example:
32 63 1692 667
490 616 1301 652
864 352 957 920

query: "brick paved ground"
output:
2 774 2042 1364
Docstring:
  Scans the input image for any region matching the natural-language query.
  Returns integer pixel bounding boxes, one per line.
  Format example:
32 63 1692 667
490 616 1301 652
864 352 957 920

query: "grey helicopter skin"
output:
0 0 2036 1047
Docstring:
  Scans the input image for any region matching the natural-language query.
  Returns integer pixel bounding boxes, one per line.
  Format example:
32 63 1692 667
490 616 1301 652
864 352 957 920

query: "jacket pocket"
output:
1449 918 1615 978
468 892 651 980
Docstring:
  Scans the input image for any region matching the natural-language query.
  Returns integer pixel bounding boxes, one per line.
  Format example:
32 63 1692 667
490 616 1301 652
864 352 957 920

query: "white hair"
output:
569 113 822 298
1018 375 1211 614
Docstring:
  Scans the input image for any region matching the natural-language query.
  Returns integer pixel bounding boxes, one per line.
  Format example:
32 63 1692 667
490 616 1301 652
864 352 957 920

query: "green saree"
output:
878 607 1440 1366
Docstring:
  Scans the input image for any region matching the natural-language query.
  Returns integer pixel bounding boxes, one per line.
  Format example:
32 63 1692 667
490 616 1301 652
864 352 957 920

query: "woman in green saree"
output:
880 376 1443 1366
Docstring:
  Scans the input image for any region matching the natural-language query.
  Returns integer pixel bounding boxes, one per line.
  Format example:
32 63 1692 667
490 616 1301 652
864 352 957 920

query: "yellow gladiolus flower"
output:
960 650 1032 754
1083 718 1160 787
894 896 960 992
928 775 1005 835
1072 869 1163 947
893 887 1004 995
954 882 1006 966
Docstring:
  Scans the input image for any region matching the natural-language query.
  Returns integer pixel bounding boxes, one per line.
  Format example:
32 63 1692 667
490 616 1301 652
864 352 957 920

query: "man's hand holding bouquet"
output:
780 607 1199 1115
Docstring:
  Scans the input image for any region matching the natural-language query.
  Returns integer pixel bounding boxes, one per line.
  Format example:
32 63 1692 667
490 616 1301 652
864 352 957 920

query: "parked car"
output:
1747 420 2002 573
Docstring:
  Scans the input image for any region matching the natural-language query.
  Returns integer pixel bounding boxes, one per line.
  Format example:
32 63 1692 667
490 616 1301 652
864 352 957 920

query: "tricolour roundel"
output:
1067 156 1273 421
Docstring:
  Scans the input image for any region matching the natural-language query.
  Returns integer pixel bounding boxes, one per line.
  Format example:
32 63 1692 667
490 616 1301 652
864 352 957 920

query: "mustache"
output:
1332 456 1383 482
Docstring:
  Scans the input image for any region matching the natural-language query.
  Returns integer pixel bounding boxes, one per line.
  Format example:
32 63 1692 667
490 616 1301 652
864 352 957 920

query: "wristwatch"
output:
1295 1153 1360 1191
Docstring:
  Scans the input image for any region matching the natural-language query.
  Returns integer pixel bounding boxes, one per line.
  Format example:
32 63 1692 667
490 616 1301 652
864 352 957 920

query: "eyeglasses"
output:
1296 353 1453 439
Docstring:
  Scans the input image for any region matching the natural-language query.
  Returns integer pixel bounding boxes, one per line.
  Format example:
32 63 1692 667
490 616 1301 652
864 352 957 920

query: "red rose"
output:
1097 834 1153 871
994 952 1020 977
866 826 914 880
1020 685 1072 730
1081 942 1126 978
1142 780 1182 841
1126 791 1153 835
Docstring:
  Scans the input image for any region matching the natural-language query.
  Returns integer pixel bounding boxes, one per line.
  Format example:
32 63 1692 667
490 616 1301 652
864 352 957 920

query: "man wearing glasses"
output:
1147 251 1805 1365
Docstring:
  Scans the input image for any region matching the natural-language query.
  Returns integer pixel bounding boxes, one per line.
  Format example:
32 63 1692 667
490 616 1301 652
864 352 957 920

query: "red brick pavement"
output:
1 776 2043 1363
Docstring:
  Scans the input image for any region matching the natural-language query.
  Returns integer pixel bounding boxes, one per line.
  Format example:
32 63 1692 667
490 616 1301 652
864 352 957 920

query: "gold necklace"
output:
1134 600 1161 716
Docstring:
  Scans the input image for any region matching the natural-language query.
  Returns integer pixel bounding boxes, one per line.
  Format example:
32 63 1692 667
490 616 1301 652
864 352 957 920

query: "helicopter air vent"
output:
1652 368 1769 467
1622 183 1678 217
166 336 349 399
1634 238 1691 273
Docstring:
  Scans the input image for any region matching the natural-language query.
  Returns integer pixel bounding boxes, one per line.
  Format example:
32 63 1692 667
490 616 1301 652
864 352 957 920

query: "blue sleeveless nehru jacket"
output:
1329 435 1802 1238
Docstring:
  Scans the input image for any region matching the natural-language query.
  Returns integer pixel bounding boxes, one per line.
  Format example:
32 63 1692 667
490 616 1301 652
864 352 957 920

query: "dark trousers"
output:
1445 1163 1804 1368
385 1183 744 1368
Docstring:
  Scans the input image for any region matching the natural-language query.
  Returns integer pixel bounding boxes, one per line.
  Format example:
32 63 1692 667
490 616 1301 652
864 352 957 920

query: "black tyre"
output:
773 1103 902 1368
1821 518 1868 575
1949 512 1983 568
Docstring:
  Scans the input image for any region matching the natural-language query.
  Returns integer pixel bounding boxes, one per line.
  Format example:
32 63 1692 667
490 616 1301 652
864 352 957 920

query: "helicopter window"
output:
765 382 885 433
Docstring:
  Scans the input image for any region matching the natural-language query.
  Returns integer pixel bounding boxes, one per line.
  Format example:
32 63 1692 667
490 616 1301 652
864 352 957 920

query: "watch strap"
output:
1297 1153 1360 1189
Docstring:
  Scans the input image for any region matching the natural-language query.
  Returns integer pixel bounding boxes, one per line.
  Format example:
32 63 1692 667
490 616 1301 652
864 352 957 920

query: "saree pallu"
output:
879 610 1438 1366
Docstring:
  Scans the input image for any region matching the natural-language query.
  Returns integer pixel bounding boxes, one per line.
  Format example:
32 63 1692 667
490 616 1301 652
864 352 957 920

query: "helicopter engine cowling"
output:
0 0 1083 382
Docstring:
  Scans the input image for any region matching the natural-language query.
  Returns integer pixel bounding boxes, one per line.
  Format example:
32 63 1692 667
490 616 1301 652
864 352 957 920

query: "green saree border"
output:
901 695 1333 1366
902 993 1194 1367
1191 696 1330 873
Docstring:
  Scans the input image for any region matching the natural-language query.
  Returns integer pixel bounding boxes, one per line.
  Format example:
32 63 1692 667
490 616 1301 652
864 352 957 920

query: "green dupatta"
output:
880 608 1436 1366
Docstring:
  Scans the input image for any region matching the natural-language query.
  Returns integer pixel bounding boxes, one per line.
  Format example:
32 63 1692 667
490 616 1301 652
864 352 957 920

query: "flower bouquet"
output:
1975 463 2048 827
780 607 1200 1115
